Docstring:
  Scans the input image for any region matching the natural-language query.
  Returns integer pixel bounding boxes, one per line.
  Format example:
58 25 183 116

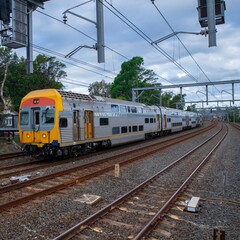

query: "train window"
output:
127 106 131 113
131 106 137 113
43 109 54 124
150 118 154 123
60 118 68 128
154 118 156 123
139 125 144 131
35 112 40 125
121 126 128 133
100 118 109 126
20 112 29 125
145 118 149 123
133 126 138 132
112 127 120 135
111 104 119 112
137 107 143 113
73 111 77 124
120 105 127 113
129 126 132 132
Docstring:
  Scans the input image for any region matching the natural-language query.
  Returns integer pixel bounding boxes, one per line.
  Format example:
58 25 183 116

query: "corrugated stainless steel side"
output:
60 128 73 143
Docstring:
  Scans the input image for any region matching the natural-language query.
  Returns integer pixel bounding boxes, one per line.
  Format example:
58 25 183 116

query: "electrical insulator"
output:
63 14 67 24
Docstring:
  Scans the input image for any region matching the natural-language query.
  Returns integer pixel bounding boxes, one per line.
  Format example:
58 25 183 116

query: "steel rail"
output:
133 124 228 239
0 123 214 194
0 124 216 212
53 124 225 240
0 124 214 178
0 152 26 161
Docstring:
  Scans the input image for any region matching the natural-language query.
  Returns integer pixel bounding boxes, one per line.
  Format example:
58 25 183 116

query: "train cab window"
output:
20 112 29 125
133 126 138 132
35 112 40 125
60 118 68 128
121 126 128 133
127 106 131 113
145 118 149 123
100 118 109 126
131 106 137 113
137 107 143 114
120 105 127 113
150 118 154 123
42 109 54 124
111 104 119 112
112 127 120 135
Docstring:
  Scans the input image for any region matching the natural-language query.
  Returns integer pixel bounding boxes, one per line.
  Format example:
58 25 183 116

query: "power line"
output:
102 0 199 83
151 1 221 99
36 9 129 61
33 48 114 80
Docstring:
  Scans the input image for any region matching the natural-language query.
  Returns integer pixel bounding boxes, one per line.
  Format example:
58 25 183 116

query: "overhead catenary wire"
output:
151 0 221 99
36 2 213 105
33 49 114 80
102 0 199 83
36 9 129 61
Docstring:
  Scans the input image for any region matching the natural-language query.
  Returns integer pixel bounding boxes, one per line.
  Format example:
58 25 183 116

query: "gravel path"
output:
0 122 239 240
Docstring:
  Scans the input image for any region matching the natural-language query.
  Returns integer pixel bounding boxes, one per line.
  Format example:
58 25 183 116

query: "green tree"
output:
186 104 197 112
110 56 158 103
0 47 66 111
32 54 66 89
0 47 19 112
88 80 111 97
171 93 186 109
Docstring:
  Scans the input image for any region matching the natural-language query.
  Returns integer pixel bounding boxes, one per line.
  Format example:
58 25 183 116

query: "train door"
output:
164 114 167 129
186 115 190 127
156 114 161 130
73 110 80 141
84 111 93 139
32 107 40 141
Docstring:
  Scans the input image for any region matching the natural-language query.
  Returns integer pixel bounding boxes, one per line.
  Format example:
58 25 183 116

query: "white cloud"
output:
9 0 240 107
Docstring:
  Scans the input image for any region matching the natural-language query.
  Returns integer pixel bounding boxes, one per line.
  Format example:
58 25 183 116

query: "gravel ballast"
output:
0 122 239 239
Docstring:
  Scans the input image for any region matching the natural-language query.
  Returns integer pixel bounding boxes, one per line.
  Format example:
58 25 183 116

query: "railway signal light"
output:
0 0 12 24
197 0 226 28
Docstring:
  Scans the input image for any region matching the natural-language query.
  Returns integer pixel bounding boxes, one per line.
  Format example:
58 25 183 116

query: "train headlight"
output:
26 134 30 138
42 133 47 139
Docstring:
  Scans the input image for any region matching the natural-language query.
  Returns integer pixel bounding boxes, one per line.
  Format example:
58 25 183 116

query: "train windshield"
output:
42 108 55 124
20 112 29 125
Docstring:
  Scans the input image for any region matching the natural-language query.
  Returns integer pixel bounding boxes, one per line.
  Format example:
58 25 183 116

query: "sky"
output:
12 0 240 108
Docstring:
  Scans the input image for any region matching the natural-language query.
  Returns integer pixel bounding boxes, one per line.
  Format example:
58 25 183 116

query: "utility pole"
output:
63 0 105 63
207 0 216 47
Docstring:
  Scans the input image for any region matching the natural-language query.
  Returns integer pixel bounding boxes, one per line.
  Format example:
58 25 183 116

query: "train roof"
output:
58 90 148 107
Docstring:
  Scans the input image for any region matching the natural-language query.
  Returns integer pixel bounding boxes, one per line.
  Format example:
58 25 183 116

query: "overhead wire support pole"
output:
232 83 235 105
207 0 217 47
63 0 105 63
96 0 105 63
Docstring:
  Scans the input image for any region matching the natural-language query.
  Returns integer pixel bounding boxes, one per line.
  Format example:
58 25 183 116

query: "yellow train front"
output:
18 89 63 157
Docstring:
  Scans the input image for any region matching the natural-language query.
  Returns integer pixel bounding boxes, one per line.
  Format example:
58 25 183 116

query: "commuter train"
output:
18 89 203 158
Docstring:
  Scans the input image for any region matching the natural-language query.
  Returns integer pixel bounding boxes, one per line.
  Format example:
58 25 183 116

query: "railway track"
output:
0 123 217 212
230 122 240 131
0 123 215 180
0 152 26 161
53 123 228 240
